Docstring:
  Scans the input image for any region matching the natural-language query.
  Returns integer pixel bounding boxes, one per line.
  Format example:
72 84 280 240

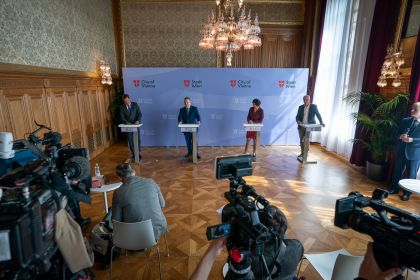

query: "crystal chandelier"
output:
377 45 404 88
199 0 262 66
99 60 112 85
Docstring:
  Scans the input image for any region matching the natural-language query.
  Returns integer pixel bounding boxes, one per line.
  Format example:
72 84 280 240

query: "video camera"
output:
335 188 420 275
0 122 91 279
207 155 286 280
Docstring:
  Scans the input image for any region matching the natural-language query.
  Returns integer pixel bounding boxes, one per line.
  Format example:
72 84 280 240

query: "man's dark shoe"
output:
297 154 303 158
400 194 410 201
185 153 192 158
388 189 399 195
197 154 201 159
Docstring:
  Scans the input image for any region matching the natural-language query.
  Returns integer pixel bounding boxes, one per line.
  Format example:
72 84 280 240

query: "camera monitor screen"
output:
215 154 253 179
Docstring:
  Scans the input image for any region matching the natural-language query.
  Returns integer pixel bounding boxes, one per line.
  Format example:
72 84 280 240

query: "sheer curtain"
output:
312 0 375 159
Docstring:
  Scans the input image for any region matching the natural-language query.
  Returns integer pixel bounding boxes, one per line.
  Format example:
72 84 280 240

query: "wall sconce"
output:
377 45 404 88
99 60 112 85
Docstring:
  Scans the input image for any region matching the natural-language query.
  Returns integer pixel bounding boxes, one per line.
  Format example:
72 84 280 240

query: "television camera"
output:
335 189 420 278
0 122 91 279
207 155 286 280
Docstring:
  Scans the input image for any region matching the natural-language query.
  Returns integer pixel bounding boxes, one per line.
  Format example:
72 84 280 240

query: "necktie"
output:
128 106 131 113
187 107 190 115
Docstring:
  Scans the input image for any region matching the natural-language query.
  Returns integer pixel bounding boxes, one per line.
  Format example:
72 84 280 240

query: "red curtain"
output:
408 26 420 104
349 0 401 166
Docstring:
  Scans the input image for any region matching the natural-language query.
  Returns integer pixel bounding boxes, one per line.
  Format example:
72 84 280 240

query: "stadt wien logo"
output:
230 80 237 88
278 80 296 89
278 80 285 88
133 80 140 87
183 79 202 88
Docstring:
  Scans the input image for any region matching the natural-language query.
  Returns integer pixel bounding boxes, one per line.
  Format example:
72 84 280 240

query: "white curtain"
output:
312 0 376 159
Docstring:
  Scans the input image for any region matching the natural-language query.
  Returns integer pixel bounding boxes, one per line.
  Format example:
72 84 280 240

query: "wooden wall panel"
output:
2 90 31 139
25 89 50 132
48 89 72 145
97 87 112 148
0 89 5 131
66 91 84 148
0 71 114 159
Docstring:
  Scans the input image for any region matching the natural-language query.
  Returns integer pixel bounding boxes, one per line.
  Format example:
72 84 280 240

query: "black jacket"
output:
120 102 142 124
178 106 201 124
296 104 324 124
394 117 420 160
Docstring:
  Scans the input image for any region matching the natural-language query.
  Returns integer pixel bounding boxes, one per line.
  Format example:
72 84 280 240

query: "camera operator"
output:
356 243 403 280
191 205 304 280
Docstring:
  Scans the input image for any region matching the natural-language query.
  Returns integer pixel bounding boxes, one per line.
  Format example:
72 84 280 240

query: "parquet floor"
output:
81 142 420 280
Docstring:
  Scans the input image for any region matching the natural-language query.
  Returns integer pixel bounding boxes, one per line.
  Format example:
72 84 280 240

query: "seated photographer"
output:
357 242 403 280
112 163 167 240
191 205 304 280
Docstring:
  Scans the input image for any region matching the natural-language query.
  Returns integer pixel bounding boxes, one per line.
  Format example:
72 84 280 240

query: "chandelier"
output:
99 60 112 85
377 45 404 88
199 0 262 66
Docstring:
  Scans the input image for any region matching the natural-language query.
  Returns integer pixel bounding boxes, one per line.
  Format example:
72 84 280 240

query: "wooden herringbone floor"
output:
81 142 420 280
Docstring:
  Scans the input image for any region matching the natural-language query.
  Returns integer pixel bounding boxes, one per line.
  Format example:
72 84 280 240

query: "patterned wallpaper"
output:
0 0 117 74
121 1 305 67
122 2 217 67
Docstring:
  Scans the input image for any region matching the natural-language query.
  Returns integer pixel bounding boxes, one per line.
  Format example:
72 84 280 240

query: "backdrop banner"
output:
122 68 309 147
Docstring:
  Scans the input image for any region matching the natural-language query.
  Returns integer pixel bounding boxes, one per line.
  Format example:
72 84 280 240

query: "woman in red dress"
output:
244 98 264 158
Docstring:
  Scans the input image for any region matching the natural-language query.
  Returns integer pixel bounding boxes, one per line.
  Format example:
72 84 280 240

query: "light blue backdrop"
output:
122 68 309 147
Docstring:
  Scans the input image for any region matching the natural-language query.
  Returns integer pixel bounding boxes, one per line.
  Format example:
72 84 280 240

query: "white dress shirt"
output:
303 105 310 124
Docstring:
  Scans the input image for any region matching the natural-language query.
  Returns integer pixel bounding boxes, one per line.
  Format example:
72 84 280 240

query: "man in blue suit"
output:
295 95 325 157
120 94 142 161
389 102 420 201
178 97 201 159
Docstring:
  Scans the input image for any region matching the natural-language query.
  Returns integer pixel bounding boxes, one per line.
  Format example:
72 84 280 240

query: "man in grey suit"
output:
389 102 420 201
112 163 167 240
120 94 142 161
295 95 325 157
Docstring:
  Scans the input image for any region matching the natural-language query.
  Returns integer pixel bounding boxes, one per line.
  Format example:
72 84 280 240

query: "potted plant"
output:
345 92 409 180
108 86 125 141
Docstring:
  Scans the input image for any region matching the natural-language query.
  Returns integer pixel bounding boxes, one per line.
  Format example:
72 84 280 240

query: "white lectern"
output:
298 124 323 164
178 123 199 163
118 124 143 163
243 123 264 157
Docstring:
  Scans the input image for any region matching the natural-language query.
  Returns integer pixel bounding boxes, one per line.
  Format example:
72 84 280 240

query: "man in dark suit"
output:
389 102 420 201
120 94 142 160
178 96 201 159
295 95 325 157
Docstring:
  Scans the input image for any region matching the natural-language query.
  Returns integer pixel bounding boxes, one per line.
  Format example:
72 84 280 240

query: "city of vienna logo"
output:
184 80 190 87
278 80 285 88
133 80 140 87
231 80 251 88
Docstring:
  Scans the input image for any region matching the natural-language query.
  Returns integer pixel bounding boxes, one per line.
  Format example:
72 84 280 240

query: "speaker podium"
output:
178 123 199 164
298 124 323 164
118 123 143 163
243 123 263 157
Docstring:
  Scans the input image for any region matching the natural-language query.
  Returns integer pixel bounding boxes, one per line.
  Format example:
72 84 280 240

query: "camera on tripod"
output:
335 188 420 274
207 154 287 280
0 122 91 279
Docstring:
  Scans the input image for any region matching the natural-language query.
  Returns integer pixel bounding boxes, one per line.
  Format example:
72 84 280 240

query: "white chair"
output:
109 219 169 280
298 249 364 280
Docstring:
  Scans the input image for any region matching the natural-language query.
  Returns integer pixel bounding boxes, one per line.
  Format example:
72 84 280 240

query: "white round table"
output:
398 179 420 194
90 182 122 213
